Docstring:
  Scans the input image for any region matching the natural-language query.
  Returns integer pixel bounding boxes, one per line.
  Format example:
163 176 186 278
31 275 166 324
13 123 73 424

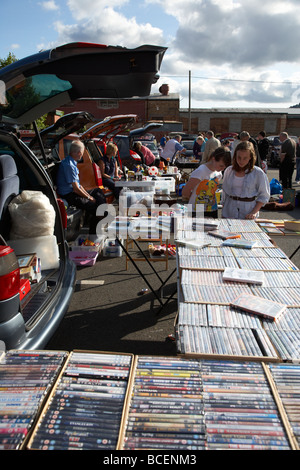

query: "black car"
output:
114 122 162 169
0 41 166 350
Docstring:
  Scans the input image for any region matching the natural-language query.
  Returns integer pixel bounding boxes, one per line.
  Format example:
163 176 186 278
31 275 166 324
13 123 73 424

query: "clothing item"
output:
57 155 80 196
222 165 270 219
188 164 222 213
141 145 155 166
161 139 184 162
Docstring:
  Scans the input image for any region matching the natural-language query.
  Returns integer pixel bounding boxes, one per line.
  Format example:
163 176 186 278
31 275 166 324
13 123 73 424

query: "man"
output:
279 132 296 189
202 131 220 163
161 134 186 164
57 140 106 233
257 131 269 161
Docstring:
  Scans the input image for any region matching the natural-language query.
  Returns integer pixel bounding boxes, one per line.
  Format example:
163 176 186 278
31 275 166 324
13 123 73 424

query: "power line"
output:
161 74 299 86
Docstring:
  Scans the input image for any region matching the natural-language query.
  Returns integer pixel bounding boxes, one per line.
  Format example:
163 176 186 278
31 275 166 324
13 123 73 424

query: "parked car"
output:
267 135 298 167
114 122 162 169
181 139 195 158
0 41 165 350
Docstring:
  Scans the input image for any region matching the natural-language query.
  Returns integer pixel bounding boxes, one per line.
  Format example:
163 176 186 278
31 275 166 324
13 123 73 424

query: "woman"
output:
98 142 121 199
182 146 231 218
222 141 270 220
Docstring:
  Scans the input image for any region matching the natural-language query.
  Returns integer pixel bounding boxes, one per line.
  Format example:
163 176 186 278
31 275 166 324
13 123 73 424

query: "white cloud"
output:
44 0 300 107
39 1 59 11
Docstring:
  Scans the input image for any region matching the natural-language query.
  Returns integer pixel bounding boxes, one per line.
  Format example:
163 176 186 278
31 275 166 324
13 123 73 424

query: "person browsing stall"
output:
182 146 231 218
98 142 122 199
133 141 156 166
221 141 270 220
161 134 186 164
56 140 106 233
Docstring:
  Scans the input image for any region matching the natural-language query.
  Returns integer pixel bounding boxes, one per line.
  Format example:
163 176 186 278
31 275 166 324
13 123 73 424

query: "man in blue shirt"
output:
57 140 106 233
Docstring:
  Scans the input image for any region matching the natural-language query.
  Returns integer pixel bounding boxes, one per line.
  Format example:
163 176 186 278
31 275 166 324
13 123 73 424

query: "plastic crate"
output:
72 234 106 253
102 239 123 258
69 250 98 266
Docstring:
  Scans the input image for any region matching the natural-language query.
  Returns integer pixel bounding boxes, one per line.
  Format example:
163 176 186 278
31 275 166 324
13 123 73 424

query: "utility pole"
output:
188 70 191 132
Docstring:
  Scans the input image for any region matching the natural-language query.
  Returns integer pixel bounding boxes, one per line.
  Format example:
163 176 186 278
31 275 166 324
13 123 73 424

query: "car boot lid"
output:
0 42 167 125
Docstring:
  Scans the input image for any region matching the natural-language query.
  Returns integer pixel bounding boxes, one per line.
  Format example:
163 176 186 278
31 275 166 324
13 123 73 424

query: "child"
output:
222 141 270 220
182 146 231 218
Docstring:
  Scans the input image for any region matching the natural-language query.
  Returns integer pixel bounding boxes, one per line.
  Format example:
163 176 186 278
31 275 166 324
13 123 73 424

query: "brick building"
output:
58 89 300 138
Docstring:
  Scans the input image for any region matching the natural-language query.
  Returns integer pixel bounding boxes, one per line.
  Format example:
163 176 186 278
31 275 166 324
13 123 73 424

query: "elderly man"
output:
57 140 106 233
161 134 186 164
202 131 220 163
279 132 296 189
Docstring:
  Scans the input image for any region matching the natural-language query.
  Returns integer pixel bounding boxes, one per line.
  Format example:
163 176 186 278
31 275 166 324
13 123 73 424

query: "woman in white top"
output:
222 141 270 220
182 146 231 217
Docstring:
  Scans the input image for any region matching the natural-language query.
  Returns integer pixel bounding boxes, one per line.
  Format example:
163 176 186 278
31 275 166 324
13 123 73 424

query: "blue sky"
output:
2 0 300 109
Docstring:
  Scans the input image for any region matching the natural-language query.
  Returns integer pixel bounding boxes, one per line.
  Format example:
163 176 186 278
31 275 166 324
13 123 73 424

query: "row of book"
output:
1 351 298 450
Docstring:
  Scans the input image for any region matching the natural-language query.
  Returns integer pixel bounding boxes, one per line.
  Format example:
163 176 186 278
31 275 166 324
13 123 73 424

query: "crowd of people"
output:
56 128 298 233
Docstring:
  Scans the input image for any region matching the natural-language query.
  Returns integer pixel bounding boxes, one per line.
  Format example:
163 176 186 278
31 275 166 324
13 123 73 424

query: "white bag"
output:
9 190 56 239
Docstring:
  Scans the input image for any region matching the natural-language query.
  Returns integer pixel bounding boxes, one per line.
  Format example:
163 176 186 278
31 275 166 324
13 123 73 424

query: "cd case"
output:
222 267 265 285
230 292 287 320
208 230 241 240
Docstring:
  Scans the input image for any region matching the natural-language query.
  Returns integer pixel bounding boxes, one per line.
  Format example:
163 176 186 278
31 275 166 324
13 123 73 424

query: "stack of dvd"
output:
0 350 67 450
202 360 291 450
176 324 278 358
263 309 300 361
122 356 205 450
269 363 300 448
29 352 132 450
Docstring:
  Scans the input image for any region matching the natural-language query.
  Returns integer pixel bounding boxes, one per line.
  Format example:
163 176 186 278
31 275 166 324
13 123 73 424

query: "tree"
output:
0 52 17 69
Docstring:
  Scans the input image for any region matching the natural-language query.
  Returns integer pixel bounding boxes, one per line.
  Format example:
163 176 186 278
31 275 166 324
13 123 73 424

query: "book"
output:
222 239 258 249
222 267 265 285
208 229 241 240
17 253 37 268
230 292 287 321
262 226 283 235
284 220 300 232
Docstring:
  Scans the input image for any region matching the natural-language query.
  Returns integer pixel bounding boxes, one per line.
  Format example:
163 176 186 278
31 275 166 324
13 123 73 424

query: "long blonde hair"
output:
232 141 256 172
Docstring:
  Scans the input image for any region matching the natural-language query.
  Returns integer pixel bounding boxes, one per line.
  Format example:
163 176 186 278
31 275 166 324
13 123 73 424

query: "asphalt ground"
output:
45 168 300 356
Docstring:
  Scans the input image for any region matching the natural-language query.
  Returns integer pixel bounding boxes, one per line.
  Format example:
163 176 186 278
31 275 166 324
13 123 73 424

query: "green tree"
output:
0 52 17 69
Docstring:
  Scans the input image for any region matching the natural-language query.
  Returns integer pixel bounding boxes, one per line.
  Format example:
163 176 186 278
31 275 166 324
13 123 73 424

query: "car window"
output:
182 141 194 150
2 74 72 121
0 140 41 192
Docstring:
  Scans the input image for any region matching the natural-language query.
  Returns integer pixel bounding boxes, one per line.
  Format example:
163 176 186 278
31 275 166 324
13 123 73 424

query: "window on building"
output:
97 100 119 109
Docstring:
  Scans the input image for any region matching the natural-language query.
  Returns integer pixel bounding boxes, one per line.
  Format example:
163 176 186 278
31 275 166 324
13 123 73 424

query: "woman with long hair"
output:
221 141 270 220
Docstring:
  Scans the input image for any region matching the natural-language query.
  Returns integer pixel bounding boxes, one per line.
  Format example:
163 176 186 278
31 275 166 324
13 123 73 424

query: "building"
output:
57 85 300 138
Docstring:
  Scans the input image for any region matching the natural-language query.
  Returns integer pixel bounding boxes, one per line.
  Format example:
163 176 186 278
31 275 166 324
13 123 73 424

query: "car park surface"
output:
0 42 166 350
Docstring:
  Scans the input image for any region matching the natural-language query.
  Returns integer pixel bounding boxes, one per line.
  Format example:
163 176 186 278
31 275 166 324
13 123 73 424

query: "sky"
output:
2 0 300 109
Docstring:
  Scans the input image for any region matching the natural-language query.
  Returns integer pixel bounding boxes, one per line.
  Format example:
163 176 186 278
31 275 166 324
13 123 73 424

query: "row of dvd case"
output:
175 217 300 362
1 350 299 450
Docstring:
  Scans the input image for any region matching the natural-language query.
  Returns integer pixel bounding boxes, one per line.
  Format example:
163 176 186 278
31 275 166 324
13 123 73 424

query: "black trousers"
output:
62 188 106 233
280 160 294 189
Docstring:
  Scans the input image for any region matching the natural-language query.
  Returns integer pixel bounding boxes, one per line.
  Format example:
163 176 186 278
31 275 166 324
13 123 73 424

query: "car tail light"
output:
57 198 68 229
92 162 103 187
0 246 20 301
130 150 142 161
